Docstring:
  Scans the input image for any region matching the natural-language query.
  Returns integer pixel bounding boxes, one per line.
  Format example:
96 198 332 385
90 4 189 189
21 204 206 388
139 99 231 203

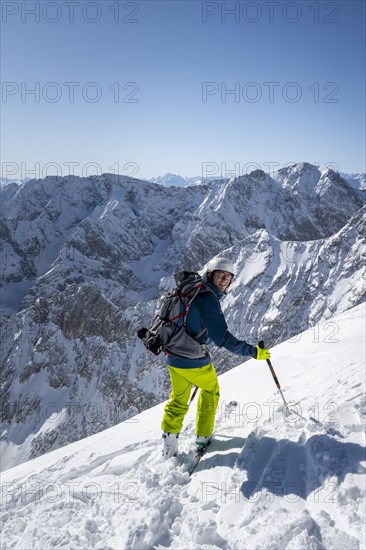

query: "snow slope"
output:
1 304 365 550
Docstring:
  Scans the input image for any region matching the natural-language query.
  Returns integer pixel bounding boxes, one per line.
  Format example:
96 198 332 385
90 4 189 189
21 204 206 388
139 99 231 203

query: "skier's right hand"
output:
255 341 270 360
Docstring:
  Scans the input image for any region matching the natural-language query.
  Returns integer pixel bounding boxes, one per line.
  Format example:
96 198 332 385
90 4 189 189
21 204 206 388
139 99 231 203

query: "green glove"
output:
255 343 270 360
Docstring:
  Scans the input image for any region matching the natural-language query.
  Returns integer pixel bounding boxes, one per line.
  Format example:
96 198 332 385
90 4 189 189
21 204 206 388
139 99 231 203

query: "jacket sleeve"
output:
200 293 256 358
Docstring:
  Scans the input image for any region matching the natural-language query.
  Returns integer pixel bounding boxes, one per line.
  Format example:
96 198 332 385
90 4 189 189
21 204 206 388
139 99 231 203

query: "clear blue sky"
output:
1 0 365 180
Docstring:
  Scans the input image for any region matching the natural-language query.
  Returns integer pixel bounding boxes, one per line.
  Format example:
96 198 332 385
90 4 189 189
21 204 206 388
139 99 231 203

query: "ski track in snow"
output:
1 305 365 550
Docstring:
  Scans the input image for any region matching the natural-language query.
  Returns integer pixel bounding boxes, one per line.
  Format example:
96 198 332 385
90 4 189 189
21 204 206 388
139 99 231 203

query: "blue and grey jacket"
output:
166 274 256 368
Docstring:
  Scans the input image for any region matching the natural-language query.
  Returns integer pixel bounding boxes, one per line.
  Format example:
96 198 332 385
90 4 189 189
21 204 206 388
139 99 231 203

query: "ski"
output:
188 440 211 476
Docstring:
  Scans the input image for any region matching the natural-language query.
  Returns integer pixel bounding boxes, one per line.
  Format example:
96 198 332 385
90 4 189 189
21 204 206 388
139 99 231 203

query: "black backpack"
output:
138 271 213 358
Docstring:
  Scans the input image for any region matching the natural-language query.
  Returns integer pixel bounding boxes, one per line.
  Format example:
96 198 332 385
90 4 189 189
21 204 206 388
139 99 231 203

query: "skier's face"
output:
212 270 233 291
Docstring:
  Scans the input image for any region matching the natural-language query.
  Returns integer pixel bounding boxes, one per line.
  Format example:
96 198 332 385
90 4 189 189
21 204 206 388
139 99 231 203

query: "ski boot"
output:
162 432 179 458
195 435 212 453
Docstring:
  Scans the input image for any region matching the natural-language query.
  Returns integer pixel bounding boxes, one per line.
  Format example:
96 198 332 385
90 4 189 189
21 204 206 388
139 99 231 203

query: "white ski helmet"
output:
206 257 236 277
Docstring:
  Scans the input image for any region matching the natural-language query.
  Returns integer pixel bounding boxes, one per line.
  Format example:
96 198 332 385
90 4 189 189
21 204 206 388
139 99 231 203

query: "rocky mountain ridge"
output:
145 170 366 191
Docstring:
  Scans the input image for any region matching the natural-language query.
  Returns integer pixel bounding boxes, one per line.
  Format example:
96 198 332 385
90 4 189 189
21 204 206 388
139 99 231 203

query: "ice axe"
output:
189 385 199 405
258 341 290 417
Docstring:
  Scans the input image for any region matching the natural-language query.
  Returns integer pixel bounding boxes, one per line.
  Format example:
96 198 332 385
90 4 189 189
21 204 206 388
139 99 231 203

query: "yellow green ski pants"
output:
161 362 220 436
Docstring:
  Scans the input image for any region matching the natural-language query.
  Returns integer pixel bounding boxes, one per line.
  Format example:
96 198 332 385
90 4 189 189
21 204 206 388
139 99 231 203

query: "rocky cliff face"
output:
0 163 364 470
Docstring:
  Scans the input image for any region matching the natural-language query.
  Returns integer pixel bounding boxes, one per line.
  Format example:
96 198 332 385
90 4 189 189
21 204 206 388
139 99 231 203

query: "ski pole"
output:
189 385 199 406
266 358 289 412
258 341 290 415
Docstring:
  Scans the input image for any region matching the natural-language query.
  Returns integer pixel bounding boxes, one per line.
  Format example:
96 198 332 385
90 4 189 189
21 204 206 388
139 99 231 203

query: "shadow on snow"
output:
200 432 366 502
238 433 366 501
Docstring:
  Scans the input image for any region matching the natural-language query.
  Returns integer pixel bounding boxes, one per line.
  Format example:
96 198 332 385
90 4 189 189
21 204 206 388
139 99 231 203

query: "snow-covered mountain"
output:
0 179 23 187
1 304 365 549
2 163 362 320
341 172 366 192
148 169 366 192
147 173 214 187
0 163 365 471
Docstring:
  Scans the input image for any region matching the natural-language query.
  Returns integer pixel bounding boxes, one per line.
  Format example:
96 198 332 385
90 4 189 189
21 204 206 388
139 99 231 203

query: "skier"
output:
161 257 270 458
